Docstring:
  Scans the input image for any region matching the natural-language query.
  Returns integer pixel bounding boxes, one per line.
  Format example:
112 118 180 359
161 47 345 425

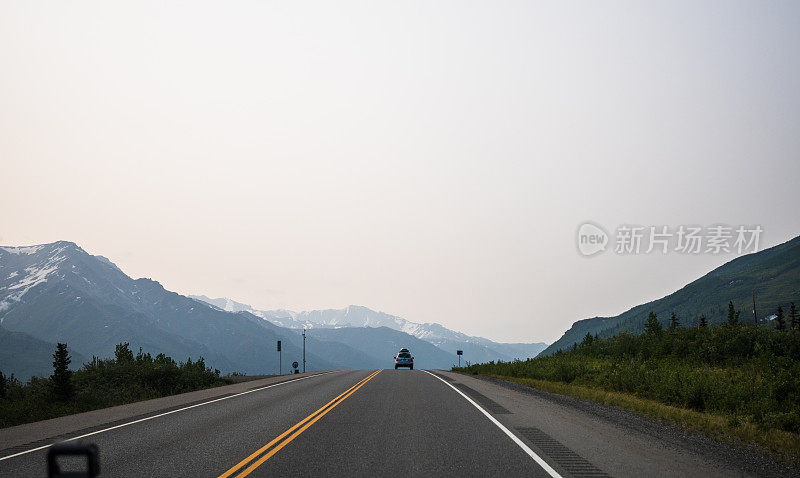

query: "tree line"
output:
637 300 798 338
0 343 231 428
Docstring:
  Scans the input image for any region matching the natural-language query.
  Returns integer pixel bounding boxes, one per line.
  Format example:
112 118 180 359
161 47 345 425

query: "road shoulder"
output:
434 370 799 478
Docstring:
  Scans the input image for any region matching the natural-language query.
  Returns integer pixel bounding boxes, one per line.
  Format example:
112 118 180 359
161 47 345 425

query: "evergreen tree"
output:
698 314 708 328
0 370 6 399
115 342 134 363
669 312 680 330
645 311 662 336
789 302 799 330
775 305 786 332
581 332 594 347
727 301 740 326
51 343 74 401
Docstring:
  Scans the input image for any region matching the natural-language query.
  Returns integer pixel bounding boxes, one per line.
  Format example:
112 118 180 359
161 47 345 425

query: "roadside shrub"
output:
0 343 231 428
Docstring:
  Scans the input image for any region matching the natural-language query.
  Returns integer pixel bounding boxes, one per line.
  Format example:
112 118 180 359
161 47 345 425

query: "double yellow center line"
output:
218 369 382 478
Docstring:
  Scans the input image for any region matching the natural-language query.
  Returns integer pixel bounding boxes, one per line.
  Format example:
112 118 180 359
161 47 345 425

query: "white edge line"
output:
0 371 337 462
422 370 563 478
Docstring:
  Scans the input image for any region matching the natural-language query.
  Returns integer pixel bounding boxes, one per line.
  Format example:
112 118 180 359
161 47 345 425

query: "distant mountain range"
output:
190 296 548 365
541 234 800 356
0 241 547 378
6 235 792 376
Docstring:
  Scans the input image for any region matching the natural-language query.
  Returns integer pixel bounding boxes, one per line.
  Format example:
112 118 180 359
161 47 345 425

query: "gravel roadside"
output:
457 371 800 478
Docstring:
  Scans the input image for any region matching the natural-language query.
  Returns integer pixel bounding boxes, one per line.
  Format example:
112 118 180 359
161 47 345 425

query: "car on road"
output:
394 348 413 369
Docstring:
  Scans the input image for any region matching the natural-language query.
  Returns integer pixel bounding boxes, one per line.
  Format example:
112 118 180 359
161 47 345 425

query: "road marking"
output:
0 371 336 462
219 369 382 478
218 370 378 478
422 370 563 478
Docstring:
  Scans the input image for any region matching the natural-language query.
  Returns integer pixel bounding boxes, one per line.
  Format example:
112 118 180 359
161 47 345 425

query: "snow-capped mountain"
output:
189 298 473 343
0 243 69 314
0 240 547 377
189 295 308 329
0 241 360 375
0 240 491 377
190 298 549 361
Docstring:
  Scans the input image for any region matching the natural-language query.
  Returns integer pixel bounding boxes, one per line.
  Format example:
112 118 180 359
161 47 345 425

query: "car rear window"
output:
398 353 411 358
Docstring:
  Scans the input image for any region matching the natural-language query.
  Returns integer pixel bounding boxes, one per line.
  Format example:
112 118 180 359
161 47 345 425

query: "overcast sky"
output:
1 1 799 343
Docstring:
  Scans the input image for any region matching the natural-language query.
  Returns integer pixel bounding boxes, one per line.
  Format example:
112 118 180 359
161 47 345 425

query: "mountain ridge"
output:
0 241 365 375
0 240 540 378
541 234 800 355
189 296 548 362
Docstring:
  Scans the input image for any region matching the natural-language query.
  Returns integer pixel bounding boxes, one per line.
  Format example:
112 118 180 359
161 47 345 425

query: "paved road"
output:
0 370 774 477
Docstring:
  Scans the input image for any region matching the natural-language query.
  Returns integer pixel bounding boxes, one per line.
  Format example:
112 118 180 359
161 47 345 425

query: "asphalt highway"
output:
0 369 773 477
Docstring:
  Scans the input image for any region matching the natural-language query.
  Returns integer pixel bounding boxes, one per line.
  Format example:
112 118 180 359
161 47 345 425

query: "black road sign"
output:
277 340 281 352
292 361 299 369
456 350 463 355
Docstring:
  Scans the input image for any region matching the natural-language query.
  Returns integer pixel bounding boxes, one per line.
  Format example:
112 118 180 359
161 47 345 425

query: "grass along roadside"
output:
476 373 800 466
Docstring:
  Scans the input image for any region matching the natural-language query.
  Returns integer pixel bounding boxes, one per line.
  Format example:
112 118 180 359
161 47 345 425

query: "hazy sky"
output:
2 1 799 343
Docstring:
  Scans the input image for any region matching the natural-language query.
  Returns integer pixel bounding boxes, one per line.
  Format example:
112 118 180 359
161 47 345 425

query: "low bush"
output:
0 343 232 428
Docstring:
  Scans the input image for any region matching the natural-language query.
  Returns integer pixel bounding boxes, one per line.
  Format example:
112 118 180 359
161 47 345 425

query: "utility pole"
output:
753 291 758 326
302 328 306 373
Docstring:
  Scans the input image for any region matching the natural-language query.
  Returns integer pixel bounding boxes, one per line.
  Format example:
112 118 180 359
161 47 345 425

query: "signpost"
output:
457 350 463 367
277 340 282 375
292 361 299 374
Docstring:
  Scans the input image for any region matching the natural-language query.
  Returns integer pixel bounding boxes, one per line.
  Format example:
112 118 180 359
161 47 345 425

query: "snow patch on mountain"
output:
189 297 547 360
0 245 44 255
0 244 69 315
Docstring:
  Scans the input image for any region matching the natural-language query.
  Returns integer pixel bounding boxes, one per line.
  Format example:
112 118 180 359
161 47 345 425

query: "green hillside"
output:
542 235 800 356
